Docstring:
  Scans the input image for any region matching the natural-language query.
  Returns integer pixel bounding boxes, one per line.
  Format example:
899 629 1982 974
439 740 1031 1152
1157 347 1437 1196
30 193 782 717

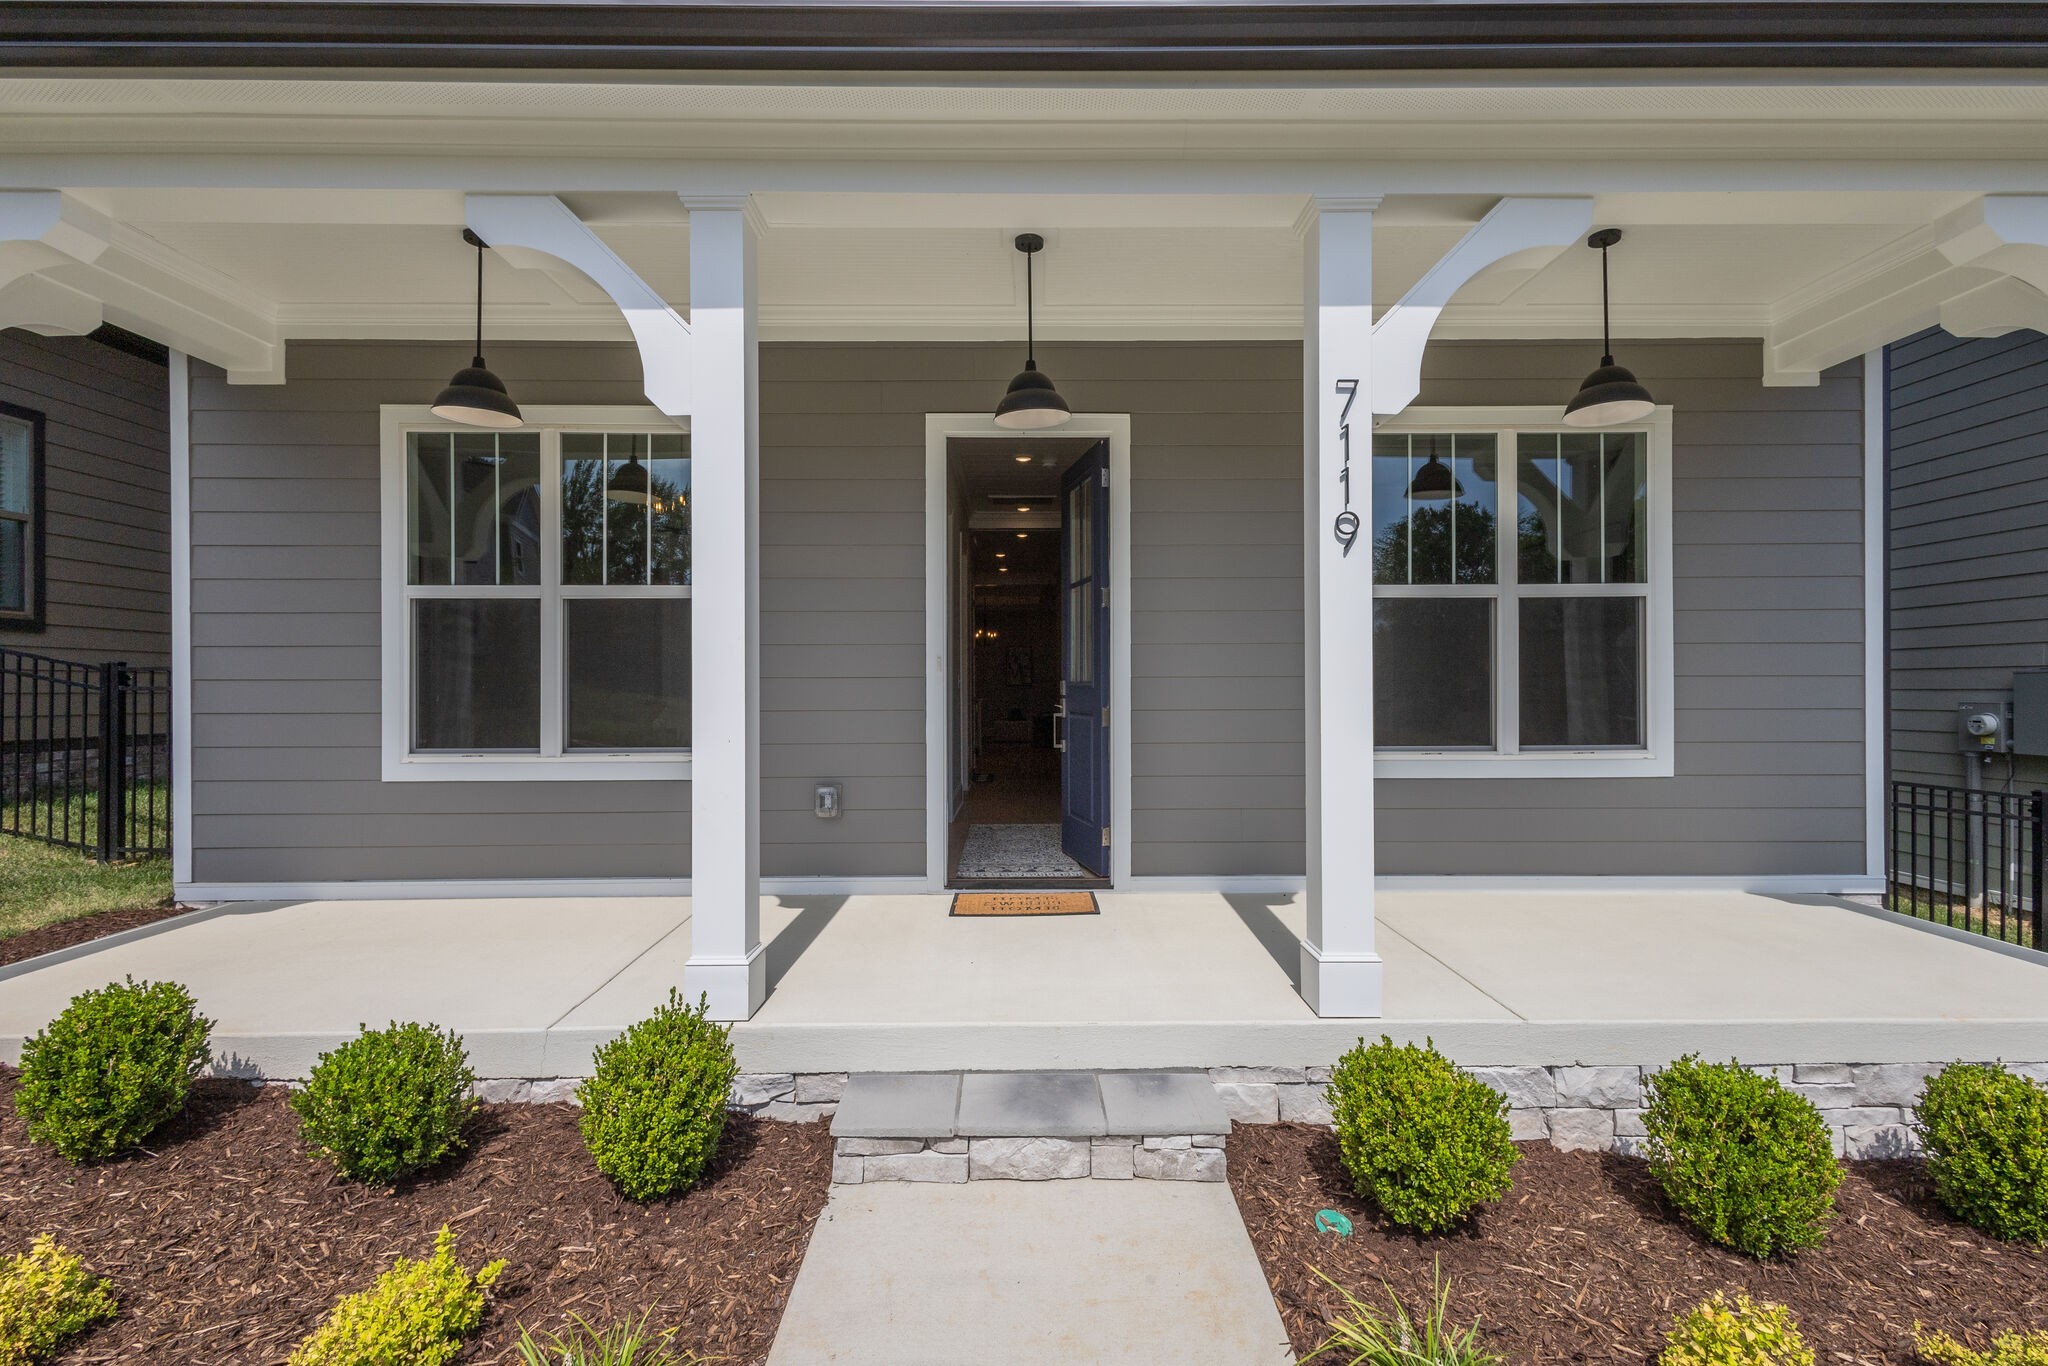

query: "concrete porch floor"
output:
3 891 2048 1078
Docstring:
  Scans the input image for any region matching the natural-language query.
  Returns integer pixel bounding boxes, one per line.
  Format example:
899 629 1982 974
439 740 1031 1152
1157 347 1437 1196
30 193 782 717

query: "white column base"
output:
683 943 768 1022
1299 941 1384 1018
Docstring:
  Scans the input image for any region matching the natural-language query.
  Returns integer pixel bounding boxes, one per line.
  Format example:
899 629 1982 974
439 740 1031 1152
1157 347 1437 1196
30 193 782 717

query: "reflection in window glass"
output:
1373 599 1493 747
1516 431 1647 585
408 431 540 586
1065 584 1094 685
648 434 691 586
412 598 541 751
1370 433 1498 586
561 432 691 586
567 599 691 749
1520 597 1643 747
0 413 29 616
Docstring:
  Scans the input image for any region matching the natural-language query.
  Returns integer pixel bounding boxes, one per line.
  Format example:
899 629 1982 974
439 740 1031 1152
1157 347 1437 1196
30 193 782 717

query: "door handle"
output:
1052 706 1066 752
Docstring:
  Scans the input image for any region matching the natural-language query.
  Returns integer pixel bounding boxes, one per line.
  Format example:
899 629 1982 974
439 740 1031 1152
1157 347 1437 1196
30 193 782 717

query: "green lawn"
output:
1 784 174 941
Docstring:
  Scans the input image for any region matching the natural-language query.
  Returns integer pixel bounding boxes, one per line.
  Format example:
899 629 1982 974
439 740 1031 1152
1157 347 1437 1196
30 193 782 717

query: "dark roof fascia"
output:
3 3 2047 73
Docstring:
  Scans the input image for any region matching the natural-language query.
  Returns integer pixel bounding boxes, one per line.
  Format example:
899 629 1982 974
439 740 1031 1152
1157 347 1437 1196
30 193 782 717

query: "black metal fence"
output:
1 647 171 861
1887 780 2045 949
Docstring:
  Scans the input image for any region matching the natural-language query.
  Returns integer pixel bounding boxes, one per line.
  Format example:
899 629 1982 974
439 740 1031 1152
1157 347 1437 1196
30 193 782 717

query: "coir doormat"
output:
950 891 1099 917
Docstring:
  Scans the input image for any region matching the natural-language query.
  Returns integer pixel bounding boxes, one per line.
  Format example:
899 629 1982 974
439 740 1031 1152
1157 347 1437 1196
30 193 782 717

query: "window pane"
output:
1065 583 1094 685
1517 431 1648 585
1373 598 1493 748
412 599 540 751
0 415 29 516
1370 433 1497 586
406 432 453 585
566 599 691 749
562 433 605 586
606 434 649 586
648 435 691 586
449 432 541 586
1519 597 1643 748
0 519 24 613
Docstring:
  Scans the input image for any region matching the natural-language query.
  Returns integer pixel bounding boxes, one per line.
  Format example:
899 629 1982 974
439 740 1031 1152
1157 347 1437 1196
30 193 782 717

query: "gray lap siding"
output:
184 338 1866 884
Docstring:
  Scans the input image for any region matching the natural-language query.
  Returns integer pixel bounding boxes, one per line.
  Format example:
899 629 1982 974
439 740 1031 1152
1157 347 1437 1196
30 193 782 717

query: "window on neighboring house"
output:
1369 408 1673 777
382 409 691 780
0 403 44 630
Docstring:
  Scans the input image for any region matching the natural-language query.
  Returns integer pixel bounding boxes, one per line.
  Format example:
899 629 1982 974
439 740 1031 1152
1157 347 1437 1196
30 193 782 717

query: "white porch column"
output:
681 197 765 1021
1299 195 1384 1018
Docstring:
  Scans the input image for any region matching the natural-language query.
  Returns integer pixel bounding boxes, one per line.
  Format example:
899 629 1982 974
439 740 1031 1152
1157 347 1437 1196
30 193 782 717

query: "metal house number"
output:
1332 378 1361 555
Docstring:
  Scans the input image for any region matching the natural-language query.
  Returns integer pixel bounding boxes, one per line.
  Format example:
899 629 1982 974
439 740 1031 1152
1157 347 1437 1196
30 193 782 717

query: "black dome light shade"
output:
994 233 1072 430
431 229 524 429
1563 228 1656 428
607 454 651 504
1405 446 1464 501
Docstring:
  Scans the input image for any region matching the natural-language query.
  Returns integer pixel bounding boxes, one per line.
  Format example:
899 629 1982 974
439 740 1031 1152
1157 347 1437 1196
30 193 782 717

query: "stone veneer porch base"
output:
468 1060 2048 1176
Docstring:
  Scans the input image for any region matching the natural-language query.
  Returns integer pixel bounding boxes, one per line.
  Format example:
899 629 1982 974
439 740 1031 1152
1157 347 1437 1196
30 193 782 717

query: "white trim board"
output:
1863 348 1887 882
175 872 1885 904
924 413 1134 892
168 349 193 887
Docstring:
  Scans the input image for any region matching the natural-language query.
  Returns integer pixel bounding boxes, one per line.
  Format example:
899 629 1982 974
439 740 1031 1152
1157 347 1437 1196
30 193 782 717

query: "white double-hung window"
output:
1370 406 1673 778
380 406 692 781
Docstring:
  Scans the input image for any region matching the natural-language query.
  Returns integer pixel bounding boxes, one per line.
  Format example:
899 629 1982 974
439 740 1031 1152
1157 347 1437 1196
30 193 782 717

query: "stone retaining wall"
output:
483 1062 2048 1166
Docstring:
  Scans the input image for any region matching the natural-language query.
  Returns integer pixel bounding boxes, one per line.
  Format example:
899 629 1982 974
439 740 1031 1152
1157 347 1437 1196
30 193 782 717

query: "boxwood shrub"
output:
1660 1291 1813 1366
577 990 738 1202
1916 1326 2048 1366
1325 1035 1518 1233
0 1236 119 1366
14 976 213 1163
1914 1061 2048 1243
289 1226 504 1366
290 1022 477 1185
1642 1056 1841 1258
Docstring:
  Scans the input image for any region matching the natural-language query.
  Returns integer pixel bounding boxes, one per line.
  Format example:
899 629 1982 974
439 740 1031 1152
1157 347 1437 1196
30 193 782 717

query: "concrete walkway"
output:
766 1180 1294 1366
5 890 2048 1076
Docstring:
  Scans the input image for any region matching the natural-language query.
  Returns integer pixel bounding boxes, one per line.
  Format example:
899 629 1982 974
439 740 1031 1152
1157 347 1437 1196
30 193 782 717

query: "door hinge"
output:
1099 586 1109 609
1102 826 1112 847
1101 705 1110 726
1099 467 1109 488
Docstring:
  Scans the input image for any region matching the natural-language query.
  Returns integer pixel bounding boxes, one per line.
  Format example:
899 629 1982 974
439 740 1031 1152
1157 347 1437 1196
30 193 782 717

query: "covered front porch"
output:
4 890 2045 1081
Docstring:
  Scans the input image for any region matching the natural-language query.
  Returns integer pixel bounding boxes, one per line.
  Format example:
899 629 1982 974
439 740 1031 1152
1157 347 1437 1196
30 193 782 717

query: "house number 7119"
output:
1333 378 1361 555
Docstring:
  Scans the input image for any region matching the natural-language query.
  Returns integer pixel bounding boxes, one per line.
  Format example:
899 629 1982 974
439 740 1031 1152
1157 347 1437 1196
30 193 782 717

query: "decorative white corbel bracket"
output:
1940 275 2048 339
1371 196 1594 419
0 191 112 335
464 194 691 417
1935 195 2048 295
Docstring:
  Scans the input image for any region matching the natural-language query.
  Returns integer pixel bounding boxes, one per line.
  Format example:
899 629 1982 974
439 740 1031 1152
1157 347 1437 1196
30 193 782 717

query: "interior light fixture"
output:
1016 532 1029 540
995 552 1006 558
1014 454 1032 463
998 566 1009 573
1404 438 1464 502
993 234 1072 430
1563 228 1657 428
431 229 523 429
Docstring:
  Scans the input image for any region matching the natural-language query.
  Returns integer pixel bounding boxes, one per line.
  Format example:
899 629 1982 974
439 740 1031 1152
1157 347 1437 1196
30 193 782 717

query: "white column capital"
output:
1293 193 1382 237
680 193 770 239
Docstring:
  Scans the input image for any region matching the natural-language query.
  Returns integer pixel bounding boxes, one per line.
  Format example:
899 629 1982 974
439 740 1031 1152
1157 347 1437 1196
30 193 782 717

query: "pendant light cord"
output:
1024 248 1036 371
1599 243 1614 368
468 240 485 368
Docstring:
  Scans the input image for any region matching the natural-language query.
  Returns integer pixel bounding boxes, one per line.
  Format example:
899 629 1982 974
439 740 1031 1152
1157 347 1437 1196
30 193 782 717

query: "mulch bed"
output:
0 1068 834 1364
0 904 192 969
1229 1122 2048 1365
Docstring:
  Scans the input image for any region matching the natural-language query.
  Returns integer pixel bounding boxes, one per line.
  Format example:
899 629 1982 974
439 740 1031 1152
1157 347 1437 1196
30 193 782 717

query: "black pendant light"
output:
607 454 650 505
1563 228 1656 428
994 233 1072 430
431 229 523 429
1404 439 1464 501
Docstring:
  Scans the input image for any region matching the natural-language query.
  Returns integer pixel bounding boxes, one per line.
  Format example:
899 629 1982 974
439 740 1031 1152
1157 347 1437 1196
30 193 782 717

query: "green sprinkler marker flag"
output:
1314 1209 1353 1236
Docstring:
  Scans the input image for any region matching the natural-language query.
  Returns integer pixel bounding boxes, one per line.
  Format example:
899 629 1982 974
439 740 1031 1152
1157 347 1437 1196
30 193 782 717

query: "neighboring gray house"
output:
0 325 170 666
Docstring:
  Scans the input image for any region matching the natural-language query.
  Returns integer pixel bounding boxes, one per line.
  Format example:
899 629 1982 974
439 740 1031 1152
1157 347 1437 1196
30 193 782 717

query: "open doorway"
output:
944 434 1111 888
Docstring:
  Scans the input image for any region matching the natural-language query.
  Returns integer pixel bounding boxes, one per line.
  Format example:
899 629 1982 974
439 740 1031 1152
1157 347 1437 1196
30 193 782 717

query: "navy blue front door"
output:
1059 440 1111 876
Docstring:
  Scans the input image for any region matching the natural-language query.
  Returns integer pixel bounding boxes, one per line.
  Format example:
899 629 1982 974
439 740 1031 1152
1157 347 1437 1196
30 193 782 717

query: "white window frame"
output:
1371 404 1675 780
379 404 693 782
